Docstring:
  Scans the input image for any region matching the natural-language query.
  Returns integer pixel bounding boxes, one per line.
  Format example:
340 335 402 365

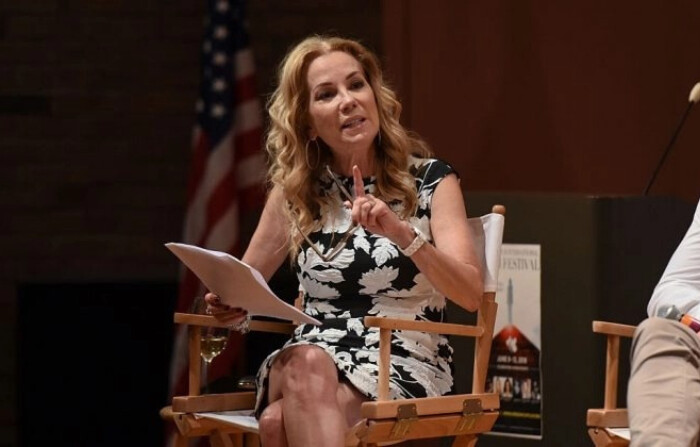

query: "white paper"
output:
606 428 631 440
196 410 259 432
166 242 320 325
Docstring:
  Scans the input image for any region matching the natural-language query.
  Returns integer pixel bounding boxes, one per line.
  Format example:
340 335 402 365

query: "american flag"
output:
168 0 265 409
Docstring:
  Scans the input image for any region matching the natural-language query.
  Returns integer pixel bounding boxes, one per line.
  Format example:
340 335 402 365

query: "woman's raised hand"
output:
347 165 405 240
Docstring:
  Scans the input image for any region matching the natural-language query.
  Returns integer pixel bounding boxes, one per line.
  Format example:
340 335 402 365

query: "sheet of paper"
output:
606 428 631 440
196 410 259 432
166 242 320 325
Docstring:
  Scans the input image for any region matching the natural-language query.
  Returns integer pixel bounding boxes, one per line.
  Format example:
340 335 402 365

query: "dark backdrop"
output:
17 283 176 447
2 1 380 446
4 1 700 446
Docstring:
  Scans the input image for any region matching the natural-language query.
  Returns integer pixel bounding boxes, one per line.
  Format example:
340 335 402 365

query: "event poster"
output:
486 244 543 439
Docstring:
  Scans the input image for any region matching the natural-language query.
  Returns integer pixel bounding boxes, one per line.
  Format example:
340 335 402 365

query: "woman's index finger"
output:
352 165 365 198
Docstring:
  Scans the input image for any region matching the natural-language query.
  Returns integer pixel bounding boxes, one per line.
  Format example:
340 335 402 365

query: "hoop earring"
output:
305 138 321 170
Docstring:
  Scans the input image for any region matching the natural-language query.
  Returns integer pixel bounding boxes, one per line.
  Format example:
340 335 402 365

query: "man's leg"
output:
628 317 700 447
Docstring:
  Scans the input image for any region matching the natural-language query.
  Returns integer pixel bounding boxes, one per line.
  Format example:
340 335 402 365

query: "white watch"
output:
399 225 426 257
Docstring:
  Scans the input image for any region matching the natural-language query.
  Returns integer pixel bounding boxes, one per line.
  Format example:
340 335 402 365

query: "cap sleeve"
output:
411 157 460 219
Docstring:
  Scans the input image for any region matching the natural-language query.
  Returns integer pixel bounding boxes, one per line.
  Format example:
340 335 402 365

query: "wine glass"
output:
191 296 230 392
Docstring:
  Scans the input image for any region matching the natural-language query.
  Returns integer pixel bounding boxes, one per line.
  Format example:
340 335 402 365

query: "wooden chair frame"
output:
587 320 636 447
162 206 505 447
162 317 294 447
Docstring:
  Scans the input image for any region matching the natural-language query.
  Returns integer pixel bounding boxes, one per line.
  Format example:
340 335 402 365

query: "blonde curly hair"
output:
265 35 432 258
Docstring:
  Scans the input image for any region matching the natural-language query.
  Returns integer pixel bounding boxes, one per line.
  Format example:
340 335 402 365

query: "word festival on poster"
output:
487 244 542 439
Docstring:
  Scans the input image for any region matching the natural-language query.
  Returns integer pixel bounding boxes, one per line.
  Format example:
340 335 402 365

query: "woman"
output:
208 35 483 447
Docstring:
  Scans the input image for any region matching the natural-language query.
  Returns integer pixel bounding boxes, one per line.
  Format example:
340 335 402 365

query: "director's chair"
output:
162 205 505 447
586 320 636 447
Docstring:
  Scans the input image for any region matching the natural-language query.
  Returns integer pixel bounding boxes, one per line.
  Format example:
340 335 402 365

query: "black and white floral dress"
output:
255 157 458 415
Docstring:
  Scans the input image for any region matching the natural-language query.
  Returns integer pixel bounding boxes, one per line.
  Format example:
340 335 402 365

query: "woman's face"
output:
306 51 380 157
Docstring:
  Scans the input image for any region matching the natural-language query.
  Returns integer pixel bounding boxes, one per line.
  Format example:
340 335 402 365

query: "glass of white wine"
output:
192 296 230 392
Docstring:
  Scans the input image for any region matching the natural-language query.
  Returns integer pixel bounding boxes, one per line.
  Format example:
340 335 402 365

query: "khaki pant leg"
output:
628 317 700 447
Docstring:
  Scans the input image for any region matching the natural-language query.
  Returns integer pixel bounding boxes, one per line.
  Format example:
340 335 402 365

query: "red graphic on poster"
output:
488 324 542 436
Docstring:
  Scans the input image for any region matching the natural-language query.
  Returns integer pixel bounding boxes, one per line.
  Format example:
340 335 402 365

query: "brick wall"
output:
0 1 380 445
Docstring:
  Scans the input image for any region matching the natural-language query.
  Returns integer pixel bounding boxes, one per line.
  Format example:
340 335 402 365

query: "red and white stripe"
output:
169 46 265 402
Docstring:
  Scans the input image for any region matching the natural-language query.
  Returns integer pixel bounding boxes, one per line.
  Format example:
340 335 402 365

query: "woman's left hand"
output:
204 292 249 325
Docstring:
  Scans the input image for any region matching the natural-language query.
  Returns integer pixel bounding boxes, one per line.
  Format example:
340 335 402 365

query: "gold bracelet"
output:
399 226 426 257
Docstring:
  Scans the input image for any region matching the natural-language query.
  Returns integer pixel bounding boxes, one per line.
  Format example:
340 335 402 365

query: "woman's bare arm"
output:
406 174 483 311
241 185 290 281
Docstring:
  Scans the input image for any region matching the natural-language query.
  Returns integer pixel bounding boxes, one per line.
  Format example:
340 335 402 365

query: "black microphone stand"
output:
643 101 697 195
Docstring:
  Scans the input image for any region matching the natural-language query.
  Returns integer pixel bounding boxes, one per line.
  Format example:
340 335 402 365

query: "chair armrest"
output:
174 312 296 397
175 312 296 334
590 320 637 411
587 408 629 428
172 391 256 413
592 320 636 338
365 316 485 400
364 316 484 337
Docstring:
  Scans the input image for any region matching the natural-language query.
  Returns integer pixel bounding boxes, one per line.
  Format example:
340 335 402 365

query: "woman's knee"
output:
279 345 337 378
275 345 339 395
